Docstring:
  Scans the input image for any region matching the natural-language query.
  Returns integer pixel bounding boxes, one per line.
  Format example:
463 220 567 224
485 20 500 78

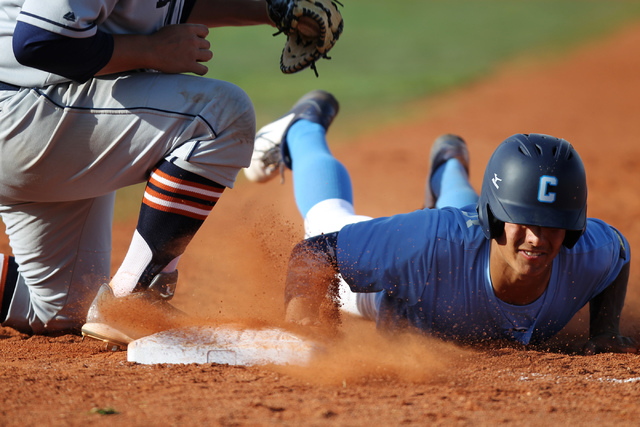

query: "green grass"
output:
207 0 640 133
114 1 640 220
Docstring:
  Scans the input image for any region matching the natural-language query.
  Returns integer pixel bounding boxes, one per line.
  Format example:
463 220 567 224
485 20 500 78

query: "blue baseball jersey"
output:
336 205 630 345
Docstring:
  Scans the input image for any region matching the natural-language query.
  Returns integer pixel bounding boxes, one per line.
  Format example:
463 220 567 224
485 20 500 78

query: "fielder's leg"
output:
0 194 114 334
81 162 228 348
0 255 18 326
0 73 255 343
80 76 256 349
109 161 226 297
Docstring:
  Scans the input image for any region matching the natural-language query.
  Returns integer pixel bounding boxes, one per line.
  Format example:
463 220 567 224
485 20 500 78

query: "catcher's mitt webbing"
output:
267 0 344 76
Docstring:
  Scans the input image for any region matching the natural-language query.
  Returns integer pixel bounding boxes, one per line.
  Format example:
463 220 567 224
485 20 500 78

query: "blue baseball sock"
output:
430 159 478 209
286 120 353 218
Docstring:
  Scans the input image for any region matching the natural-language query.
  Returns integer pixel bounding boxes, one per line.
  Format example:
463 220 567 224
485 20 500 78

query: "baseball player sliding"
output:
0 0 341 349
244 90 638 355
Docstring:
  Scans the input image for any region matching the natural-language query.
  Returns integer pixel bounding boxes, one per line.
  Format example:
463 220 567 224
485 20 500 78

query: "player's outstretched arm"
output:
284 234 341 326
583 262 639 355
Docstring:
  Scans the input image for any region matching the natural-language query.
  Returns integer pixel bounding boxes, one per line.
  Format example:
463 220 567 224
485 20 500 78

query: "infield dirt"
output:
2 21 640 427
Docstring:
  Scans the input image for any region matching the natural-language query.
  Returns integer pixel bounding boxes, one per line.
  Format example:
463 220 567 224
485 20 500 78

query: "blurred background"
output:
209 0 640 133
114 0 640 218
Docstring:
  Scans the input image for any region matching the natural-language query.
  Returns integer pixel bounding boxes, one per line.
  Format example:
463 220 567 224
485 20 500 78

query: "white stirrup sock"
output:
303 198 371 238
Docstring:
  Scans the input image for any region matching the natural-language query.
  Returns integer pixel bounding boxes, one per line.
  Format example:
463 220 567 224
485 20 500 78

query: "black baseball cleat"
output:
424 134 470 209
243 90 340 183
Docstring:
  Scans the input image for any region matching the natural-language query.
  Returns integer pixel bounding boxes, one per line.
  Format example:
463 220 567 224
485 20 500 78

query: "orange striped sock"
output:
112 161 225 295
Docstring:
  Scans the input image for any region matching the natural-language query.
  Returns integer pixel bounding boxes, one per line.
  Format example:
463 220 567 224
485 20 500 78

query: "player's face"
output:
493 223 566 282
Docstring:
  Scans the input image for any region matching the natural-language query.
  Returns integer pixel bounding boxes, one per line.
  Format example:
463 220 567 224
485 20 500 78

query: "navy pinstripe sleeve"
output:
13 21 114 83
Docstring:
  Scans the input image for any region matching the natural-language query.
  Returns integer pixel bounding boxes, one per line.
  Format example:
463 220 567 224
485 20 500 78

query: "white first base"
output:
127 325 319 366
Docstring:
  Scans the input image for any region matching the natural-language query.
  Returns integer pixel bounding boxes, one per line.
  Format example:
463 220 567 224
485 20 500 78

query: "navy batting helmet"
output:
477 133 587 248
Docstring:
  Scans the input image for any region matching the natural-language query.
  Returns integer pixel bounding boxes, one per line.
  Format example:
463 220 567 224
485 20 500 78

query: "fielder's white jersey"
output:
0 0 190 87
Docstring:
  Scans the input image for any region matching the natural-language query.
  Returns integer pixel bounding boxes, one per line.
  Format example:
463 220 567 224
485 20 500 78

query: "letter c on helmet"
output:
538 175 557 203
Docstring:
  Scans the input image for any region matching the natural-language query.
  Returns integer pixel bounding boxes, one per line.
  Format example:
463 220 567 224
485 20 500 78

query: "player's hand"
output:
583 334 639 355
285 296 342 341
285 296 321 326
147 24 213 75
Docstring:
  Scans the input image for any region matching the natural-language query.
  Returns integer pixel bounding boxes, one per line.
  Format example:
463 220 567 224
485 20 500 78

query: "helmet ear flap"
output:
563 230 582 249
486 205 504 240
477 201 505 240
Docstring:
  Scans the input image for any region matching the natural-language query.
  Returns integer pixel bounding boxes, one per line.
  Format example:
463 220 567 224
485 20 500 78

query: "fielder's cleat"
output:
244 90 340 183
81 272 188 351
424 134 470 209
